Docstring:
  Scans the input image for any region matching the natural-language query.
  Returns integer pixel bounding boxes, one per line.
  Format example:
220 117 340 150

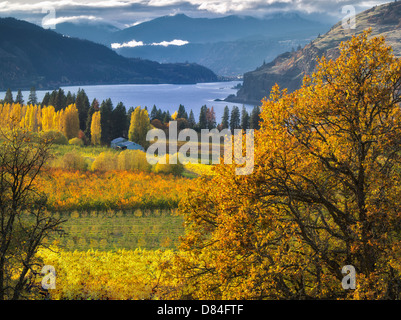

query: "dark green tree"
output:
75 89 90 132
127 106 135 117
85 98 100 139
198 105 208 131
163 110 171 124
150 105 158 121
4 89 13 104
177 104 188 119
230 105 240 131
48 90 57 108
127 106 135 132
65 91 76 106
54 89 66 111
156 109 164 121
41 92 51 106
241 105 249 130
221 106 230 129
100 98 113 145
27 87 38 105
249 105 261 130
112 102 128 139
188 109 196 129
15 90 24 105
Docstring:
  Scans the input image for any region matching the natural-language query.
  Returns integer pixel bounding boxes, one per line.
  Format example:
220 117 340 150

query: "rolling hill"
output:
227 1 401 105
0 18 217 91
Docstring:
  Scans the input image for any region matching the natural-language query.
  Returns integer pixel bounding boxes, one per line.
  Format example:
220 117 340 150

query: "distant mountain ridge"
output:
0 18 217 91
227 1 401 105
107 13 326 44
53 13 331 76
55 21 120 44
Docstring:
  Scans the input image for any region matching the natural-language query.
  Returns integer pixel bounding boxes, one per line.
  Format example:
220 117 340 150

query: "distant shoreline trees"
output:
1 87 262 149
150 103 261 134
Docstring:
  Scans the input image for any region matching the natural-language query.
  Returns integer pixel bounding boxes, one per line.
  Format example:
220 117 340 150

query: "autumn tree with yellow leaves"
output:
0 124 65 299
0 102 81 144
175 31 401 300
90 111 101 145
128 106 151 149
61 104 80 140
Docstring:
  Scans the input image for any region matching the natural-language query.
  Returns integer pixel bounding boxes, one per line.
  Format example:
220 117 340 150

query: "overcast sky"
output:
0 0 392 28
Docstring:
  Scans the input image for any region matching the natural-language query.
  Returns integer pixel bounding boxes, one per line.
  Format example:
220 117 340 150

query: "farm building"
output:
111 137 145 151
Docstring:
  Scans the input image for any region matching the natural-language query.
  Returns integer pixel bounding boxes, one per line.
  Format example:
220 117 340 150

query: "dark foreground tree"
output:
0 123 65 300
175 31 401 300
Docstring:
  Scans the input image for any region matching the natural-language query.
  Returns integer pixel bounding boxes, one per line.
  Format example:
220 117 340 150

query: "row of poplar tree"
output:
2 87 261 147
1 87 134 146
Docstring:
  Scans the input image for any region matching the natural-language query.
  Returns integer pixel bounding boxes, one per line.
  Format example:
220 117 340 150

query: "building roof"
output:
111 137 144 150
111 137 127 144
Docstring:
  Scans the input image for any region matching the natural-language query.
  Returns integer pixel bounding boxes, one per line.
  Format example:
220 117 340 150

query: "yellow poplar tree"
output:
61 104 80 140
42 106 56 131
10 103 22 127
128 106 151 148
90 111 101 145
54 110 62 133
23 105 38 132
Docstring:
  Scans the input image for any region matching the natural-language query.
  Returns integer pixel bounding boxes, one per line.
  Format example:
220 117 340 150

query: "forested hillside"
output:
0 18 217 90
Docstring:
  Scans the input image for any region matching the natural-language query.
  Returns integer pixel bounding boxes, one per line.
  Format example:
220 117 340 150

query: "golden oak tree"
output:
176 31 401 300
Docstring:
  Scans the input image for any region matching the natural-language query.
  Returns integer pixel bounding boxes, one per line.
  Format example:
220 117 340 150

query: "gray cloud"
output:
0 0 392 27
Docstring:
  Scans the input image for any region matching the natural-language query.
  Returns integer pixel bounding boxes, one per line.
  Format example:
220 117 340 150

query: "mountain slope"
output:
55 21 120 44
116 38 310 77
108 13 327 44
0 18 217 90
228 2 401 105
106 13 330 76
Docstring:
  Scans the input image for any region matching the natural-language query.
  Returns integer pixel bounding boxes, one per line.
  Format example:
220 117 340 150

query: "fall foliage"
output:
0 125 64 300
34 169 191 211
90 111 101 145
128 106 151 148
6 30 401 301
176 31 401 299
